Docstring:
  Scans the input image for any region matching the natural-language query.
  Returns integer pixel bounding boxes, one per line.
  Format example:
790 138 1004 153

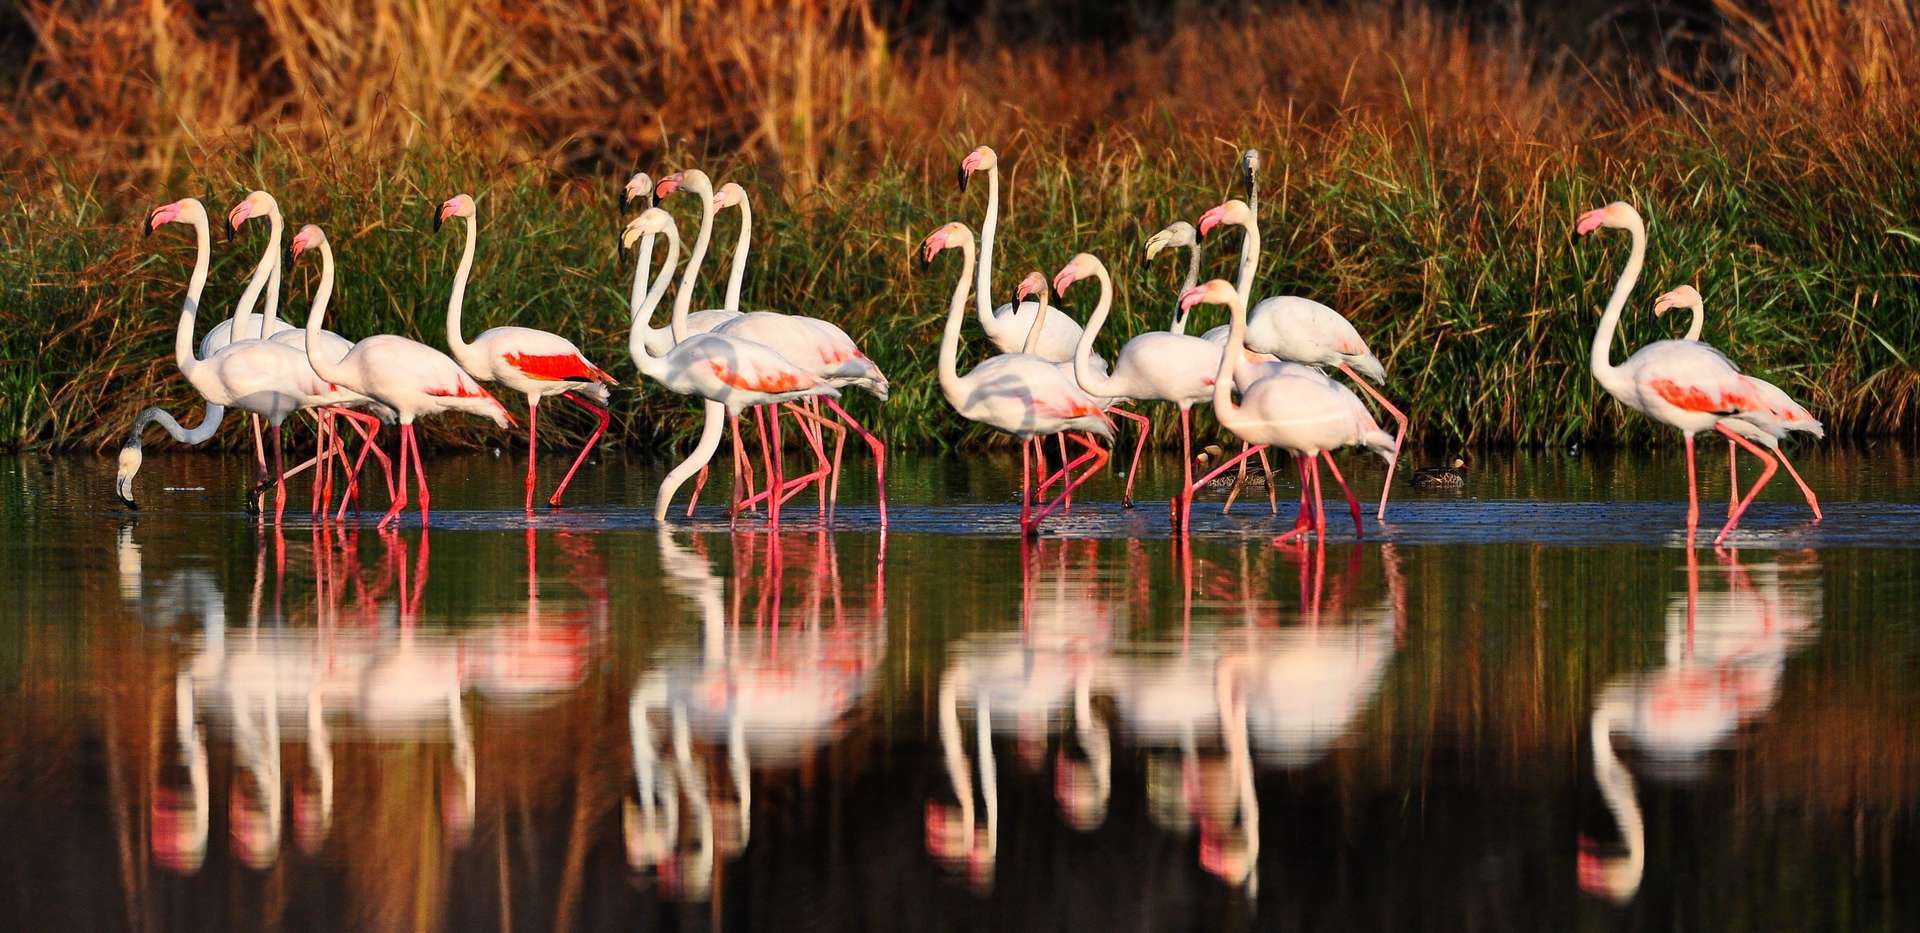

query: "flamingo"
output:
1052 252 1219 527
291 223 515 529
1576 202 1784 545
956 146 1091 361
122 199 389 522
1178 279 1397 545
1196 197 1409 519
434 193 616 512
920 221 1113 536
1652 284 1824 520
1009 272 1129 513
619 208 841 525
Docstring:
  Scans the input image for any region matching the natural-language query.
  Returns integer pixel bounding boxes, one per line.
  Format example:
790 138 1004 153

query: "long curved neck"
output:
260 207 285 337
175 216 213 375
129 402 225 446
1234 217 1260 302
627 226 655 321
446 212 479 363
629 225 682 379
654 399 726 522
723 197 751 314
937 238 978 405
1073 267 1124 396
1684 301 1704 342
305 242 350 388
1589 215 1647 390
1169 243 1204 335
230 220 275 344
976 165 1000 326
1212 293 1248 430
672 191 717 341
1022 291 1048 354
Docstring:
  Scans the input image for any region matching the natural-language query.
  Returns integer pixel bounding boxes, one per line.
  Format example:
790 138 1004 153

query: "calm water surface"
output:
4 448 1918 931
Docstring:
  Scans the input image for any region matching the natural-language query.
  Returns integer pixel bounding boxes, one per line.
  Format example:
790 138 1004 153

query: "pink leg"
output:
1322 454 1363 538
1728 438 1739 512
379 425 411 529
690 464 711 516
824 399 886 526
1021 437 1033 530
1273 455 1314 547
773 402 835 512
271 424 287 525
1057 434 1073 512
334 410 394 522
1774 448 1822 521
1258 449 1277 514
755 409 781 530
310 412 332 518
1026 435 1110 534
1115 405 1152 510
1188 444 1264 502
1683 432 1700 534
1714 423 1778 546
547 391 611 508
409 423 432 526
1177 408 1193 531
1309 452 1327 538
1337 362 1406 520
524 401 539 513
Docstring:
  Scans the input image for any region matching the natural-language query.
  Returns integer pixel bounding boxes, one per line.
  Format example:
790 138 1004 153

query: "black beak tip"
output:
957 167 969 192
432 207 443 234
223 218 235 241
916 252 931 271
142 209 155 239
117 493 138 511
619 191 629 212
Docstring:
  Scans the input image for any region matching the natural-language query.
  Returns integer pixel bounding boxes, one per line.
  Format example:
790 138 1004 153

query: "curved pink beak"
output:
1049 267 1078 296
291 232 316 257
1016 272 1046 301
655 174 684 199
918 232 947 267
147 202 183 233
225 200 254 237
1196 204 1228 239
1179 285 1209 313
1652 292 1676 316
1575 209 1607 236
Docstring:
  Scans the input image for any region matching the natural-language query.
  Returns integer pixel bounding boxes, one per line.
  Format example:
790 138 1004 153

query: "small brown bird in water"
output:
1409 456 1468 489
1193 445 1270 485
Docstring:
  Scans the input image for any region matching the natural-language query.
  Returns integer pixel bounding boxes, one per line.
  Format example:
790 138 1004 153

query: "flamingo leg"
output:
1177 407 1193 531
379 425 411 529
1322 453 1363 538
1020 437 1033 531
1714 422 1777 546
334 410 394 517
311 412 332 519
690 463 711 516
547 391 611 509
271 423 287 525
1684 432 1699 534
1274 455 1314 547
723 413 748 524
1337 362 1406 520
1258 449 1277 514
248 414 267 514
1026 434 1109 534
1728 438 1739 512
1224 445 1250 513
1188 444 1263 499
773 402 834 513
408 423 431 527
1309 452 1327 538
1774 447 1822 521
755 408 781 530
824 399 885 526
1117 405 1152 510
524 400 539 513
1056 434 1074 513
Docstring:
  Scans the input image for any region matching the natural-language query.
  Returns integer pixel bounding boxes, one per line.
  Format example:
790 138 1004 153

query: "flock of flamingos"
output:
118 147 1825 545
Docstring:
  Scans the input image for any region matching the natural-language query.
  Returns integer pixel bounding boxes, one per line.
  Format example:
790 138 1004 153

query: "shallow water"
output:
4 448 1919 931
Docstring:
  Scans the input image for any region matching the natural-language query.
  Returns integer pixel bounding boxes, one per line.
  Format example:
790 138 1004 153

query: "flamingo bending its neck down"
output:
1578 202 1782 546
293 223 514 529
1179 279 1396 545
1652 284 1824 520
920 222 1112 537
957 146 1090 362
436 193 616 512
620 208 841 526
1197 196 1409 519
1052 252 1219 530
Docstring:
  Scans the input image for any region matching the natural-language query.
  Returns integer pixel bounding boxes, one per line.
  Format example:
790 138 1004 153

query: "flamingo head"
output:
1015 270 1048 307
918 221 971 269
289 224 325 259
621 172 653 212
713 182 746 210
143 198 203 238
434 193 475 233
1652 284 1702 318
619 207 673 262
1144 221 1196 261
1196 199 1251 240
655 169 712 205
1051 253 1102 297
957 145 997 191
115 436 144 509
1240 148 1261 195
1575 201 1640 237
1577 834 1642 902
225 190 276 240
1180 278 1240 314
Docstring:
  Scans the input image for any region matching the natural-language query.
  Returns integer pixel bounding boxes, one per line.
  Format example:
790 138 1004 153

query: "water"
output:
4 448 1919 931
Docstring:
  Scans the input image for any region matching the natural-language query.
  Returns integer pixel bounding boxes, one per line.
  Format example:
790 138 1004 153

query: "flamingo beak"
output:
1575 209 1606 236
1653 293 1674 316
957 165 970 192
655 175 683 199
1179 285 1208 313
1050 268 1076 296
432 201 445 233
143 207 158 239
1197 206 1226 240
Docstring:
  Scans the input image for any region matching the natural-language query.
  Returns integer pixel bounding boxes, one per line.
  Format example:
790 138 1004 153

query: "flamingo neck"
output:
723 196 751 314
1589 214 1646 392
937 236 978 408
672 189 717 342
976 166 1000 328
1073 263 1123 397
1169 242 1203 335
304 241 349 389
230 216 277 344
1212 292 1249 432
1023 291 1048 354
1684 300 1704 342
627 221 655 323
653 399 727 522
130 402 226 446
446 212 478 364
260 206 285 337
175 215 213 376
1234 216 1260 303
628 225 682 379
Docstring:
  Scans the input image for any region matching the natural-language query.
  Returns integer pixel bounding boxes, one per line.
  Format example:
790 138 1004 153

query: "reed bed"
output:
2 0 1916 453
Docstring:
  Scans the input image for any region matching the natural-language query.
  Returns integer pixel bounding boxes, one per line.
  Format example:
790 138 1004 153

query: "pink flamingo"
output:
957 146 1092 361
920 222 1113 537
1577 202 1783 545
1179 280 1397 545
620 208 841 526
1051 252 1218 528
435 194 616 512
291 224 514 529
1652 284 1824 520
1197 197 1410 519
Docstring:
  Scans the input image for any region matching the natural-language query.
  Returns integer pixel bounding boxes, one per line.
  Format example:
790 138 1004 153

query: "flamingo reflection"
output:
1580 548 1823 902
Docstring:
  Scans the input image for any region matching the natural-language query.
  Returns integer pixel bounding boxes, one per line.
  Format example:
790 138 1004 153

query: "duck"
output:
1193 444 1272 487
1409 456 1468 489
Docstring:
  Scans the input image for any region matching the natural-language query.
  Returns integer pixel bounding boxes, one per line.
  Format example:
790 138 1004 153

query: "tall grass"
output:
2 0 1917 453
